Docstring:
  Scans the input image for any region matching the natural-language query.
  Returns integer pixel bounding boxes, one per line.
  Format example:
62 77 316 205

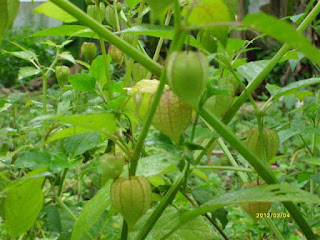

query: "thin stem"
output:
50 0 162 77
265 219 285 240
58 168 68 196
217 138 248 183
181 191 230 240
123 0 146 89
129 70 167 176
223 1 320 124
193 165 255 173
114 0 121 32
146 8 172 79
120 220 128 240
99 37 113 100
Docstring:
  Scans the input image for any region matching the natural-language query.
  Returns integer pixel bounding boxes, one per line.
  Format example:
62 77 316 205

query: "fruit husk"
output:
110 176 152 230
132 63 148 82
55 65 70 88
81 42 97 63
99 153 125 185
240 181 272 223
166 51 209 110
246 127 279 162
108 45 123 65
152 90 192 144
105 5 117 28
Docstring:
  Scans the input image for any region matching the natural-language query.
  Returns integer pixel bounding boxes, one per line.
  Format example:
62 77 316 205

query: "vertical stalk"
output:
146 9 172 79
99 37 113 100
122 0 146 89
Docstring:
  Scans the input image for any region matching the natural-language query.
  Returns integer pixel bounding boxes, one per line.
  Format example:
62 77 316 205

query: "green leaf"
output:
46 127 90 144
136 153 181 177
63 132 100 157
2 50 38 64
271 78 320 99
68 74 96 92
302 157 320 166
15 150 51 170
71 181 112 240
278 128 302 144
18 67 41 80
0 0 19 43
59 52 75 64
117 24 204 50
33 2 77 23
146 0 172 21
36 113 117 136
30 25 94 38
131 207 220 240
242 13 320 66
4 167 47 237
126 0 140 9
163 184 320 238
90 55 111 86
237 60 270 83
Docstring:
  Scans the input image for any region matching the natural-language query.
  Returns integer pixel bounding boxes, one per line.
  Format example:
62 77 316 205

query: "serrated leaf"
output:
243 13 320 66
63 132 100 157
33 2 77 23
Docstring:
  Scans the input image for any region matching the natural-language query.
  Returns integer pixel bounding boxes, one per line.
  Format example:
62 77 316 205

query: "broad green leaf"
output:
30 25 94 38
71 181 112 240
272 78 320 99
46 126 90 144
33 2 77 23
278 128 302 144
18 67 40 80
126 0 140 9
14 150 51 170
2 50 37 64
59 52 75 64
0 0 19 43
279 50 298 63
131 207 220 240
237 60 270 83
90 55 111 86
302 157 320 166
118 24 204 50
4 167 47 237
163 184 320 238
243 13 320 66
146 0 172 21
36 113 117 136
68 73 96 92
63 132 100 157
136 153 181 177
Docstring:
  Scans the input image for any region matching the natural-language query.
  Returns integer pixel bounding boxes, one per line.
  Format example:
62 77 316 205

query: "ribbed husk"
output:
246 127 279 162
152 90 192 144
110 176 152 230
166 51 209 109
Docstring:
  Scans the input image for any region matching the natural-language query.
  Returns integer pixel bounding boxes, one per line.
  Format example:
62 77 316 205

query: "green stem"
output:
199 108 316 239
265 219 285 240
99 37 113 100
123 0 146 89
193 165 255 173
50 0 162 77
217 138 249 182
146 8 172 79
114 0 121 32
134 172 185 240
223 1 320 124
120 220 128 240
129 70 167 176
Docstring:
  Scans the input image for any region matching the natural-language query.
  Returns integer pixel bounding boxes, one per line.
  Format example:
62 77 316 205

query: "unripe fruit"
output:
108 45 123 65
81 42 97 63
122 34 134 45
132 63 148 82
99 153 125 180
166 51 209 109
111 176 152 230
197 30 217 53
55 65 70 87
105 5 117 28
240 181 272 223
152 90 192 144
246 127 279 162
85 0 94 5
87 3 105 23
